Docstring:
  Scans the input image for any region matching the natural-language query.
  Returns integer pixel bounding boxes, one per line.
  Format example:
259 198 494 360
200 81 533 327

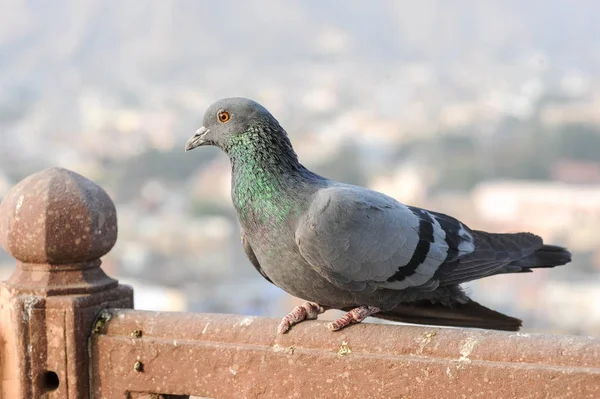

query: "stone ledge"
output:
91 310 600 399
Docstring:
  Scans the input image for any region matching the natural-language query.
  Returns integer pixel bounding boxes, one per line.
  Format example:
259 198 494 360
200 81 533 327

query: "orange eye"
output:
217 111 230 123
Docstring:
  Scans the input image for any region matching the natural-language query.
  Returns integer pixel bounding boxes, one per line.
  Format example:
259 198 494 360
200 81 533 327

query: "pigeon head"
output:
185 97 282 152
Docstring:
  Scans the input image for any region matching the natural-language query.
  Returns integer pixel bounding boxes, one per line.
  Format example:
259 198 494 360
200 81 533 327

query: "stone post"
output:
0 167 133 398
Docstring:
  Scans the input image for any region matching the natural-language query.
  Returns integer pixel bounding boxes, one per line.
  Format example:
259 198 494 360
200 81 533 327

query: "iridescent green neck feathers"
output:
226 121 303 225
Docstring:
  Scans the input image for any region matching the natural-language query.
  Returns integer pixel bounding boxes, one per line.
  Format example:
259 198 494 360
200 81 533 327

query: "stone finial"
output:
0 167 117 264
0 168 132 397
0 167 118 294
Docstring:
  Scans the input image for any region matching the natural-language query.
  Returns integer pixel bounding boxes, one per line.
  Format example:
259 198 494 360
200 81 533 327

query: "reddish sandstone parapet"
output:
0 167 133 398
93 310 600 399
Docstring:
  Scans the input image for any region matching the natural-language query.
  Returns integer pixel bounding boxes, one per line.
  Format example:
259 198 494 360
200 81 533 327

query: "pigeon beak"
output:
185 126 210 151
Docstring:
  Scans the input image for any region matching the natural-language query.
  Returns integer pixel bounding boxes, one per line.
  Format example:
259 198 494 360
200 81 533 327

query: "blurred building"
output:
472 180 600 252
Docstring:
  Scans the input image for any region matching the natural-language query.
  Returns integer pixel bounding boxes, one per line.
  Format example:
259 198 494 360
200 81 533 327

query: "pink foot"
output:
327 305 381 331
278 301 327 334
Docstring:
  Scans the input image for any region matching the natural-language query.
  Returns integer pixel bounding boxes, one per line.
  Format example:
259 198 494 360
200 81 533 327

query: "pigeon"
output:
185 97 572 333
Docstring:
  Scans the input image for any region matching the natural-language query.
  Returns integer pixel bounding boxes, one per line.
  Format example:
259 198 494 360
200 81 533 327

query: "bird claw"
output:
277 301 326 334
327 305 381 331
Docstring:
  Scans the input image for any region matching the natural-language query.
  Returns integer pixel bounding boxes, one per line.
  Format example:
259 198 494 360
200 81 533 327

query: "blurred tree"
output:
0 86 37 125
191 200 233 218
427 133 484 191
311 140 368 187
491 118 553 181
554 124 600 162
106 147 217 201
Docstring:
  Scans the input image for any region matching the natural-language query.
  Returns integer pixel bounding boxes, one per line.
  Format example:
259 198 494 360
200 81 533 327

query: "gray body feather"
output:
243 180 568 316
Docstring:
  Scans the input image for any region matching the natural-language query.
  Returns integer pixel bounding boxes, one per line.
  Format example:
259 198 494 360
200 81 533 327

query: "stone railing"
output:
0 168 598 398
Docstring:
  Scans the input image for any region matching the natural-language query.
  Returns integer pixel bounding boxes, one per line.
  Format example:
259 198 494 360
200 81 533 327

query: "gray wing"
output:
241 231 273 284
295 186 475 292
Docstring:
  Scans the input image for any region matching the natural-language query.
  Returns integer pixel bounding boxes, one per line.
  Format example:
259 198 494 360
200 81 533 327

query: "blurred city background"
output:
1 0 599 335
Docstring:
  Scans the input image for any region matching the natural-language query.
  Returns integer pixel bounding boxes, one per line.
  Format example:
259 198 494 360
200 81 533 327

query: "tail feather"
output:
380 236 572 331
373 299 522 331
509 244 572 269
438 232 572 286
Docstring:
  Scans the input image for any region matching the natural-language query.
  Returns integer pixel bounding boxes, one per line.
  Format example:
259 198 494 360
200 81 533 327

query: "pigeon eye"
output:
218 111 230 123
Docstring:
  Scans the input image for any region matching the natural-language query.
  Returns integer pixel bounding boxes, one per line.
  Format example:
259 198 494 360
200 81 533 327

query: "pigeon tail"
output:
373 299 522 331
508 244 572 270
435 231 572 286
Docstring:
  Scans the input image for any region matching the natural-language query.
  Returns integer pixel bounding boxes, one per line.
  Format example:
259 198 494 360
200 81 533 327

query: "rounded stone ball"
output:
0 167 117 264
